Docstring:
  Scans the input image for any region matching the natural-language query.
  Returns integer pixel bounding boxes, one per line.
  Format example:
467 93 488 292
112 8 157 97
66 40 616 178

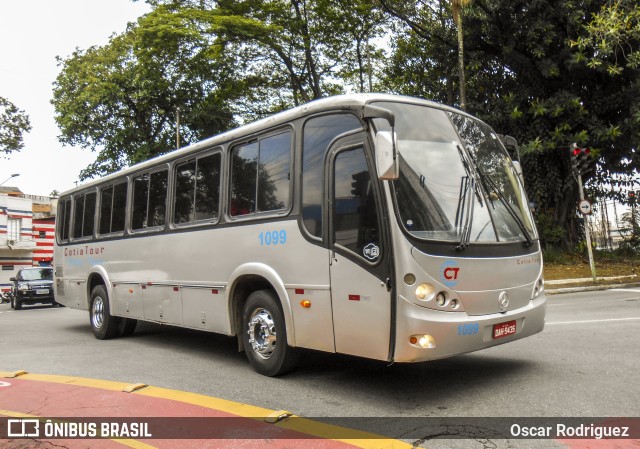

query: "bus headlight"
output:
415 283 435 301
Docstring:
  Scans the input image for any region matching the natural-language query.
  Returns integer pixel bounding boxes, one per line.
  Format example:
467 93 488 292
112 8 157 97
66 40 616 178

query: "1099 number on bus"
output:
458 323 479 336
259 230 287 246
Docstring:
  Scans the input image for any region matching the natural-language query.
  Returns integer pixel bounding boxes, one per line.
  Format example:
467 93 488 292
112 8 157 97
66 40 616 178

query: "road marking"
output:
548 297 640 306
611 288 640 293
0 372 413 449
547 317 640 325
0 409 159 449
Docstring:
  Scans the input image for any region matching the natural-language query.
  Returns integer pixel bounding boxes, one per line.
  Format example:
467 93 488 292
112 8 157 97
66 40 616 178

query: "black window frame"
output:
98 180 129 236
172 149 223 228
130 167 169 233
71 190 97 240
330 144 383 266
301 113 364 241
57 197 72 243
228 128 293 220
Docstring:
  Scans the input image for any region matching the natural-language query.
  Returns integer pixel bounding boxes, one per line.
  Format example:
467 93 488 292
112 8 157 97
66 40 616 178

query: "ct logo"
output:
440 260 461 287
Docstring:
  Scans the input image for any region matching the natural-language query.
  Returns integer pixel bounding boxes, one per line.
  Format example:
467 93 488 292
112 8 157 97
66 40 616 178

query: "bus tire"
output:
90 285 120 340
242 289 299 377
119 318 137 337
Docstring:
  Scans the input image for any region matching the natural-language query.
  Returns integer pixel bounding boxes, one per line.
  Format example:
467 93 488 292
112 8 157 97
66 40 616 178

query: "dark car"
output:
10 267 56 310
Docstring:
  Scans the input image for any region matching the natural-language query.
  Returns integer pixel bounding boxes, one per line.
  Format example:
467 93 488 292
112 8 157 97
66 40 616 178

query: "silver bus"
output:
54 94 546 376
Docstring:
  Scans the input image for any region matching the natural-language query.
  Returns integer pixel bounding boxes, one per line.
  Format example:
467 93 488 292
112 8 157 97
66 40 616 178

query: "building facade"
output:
0 189 56 294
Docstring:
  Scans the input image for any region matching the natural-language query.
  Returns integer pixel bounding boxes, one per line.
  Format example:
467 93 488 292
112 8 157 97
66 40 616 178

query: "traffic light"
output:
569 144 593 175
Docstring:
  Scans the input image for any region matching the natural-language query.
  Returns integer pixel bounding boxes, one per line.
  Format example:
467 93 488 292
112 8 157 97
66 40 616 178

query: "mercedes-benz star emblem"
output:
498 291 509 311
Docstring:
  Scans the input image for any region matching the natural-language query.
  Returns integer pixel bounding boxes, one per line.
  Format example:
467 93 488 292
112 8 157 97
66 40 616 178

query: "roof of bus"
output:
60 93 462 196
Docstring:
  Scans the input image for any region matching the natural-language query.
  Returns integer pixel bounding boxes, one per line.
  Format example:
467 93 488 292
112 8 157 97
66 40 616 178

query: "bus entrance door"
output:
328 142 392 361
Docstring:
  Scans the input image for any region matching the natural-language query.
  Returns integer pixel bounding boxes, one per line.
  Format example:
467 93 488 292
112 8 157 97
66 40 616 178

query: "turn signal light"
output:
300 300 311 308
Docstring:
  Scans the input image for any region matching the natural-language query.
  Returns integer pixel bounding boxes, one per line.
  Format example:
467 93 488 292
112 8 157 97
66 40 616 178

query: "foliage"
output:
619 208 640 251
51 0 640 254
571 0 640 75
53 0 388 179
533 208 567 249
0 97 31 156
380 0 640 249
52 12 239 179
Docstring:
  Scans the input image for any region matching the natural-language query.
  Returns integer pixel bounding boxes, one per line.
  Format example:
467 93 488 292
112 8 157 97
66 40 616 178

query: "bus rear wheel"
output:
242 290 298 377
90 285 120 340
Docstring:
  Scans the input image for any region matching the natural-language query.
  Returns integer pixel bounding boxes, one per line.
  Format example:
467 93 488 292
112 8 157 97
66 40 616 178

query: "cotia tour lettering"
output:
64 246 105 257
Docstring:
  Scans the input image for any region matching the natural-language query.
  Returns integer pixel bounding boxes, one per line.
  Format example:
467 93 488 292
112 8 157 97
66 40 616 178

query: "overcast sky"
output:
0 0 151 196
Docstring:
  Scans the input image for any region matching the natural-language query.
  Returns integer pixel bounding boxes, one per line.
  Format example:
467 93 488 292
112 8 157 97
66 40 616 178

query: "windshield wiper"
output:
454 175 475 251
454 145 479 251
466 153 534 247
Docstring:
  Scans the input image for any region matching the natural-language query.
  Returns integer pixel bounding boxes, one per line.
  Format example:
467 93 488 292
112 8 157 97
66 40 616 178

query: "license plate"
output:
36 289 49 295
493 320 517 339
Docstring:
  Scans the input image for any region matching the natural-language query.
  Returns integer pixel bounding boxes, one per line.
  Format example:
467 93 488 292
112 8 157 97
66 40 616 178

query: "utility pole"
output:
571 143 597 281
176 107 181 150
577 171 597 281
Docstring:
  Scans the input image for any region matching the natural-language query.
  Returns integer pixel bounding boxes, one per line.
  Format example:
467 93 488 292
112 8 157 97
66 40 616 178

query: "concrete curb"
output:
546 282 640 295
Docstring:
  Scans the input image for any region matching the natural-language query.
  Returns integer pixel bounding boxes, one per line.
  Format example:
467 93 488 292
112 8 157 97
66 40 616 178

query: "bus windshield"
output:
374 102 536 245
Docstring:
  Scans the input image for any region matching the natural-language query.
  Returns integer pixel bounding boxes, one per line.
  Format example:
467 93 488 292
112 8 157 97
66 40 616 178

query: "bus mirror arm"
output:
360 105 399 180
361 104 395 128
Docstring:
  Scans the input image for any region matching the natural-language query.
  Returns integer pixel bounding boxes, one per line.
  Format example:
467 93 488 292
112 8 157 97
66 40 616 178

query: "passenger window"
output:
230 142 258 216
73 191 96 239
99 181 128 234
230 131 291 217
302 114 362 238
111 182 128 232
58 198 71 241
332 147 381 262
174 153 221 225
132 170 168 230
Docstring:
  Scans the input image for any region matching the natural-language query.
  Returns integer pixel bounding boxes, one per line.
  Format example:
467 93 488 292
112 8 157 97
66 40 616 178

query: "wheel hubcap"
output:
247 308 277 359
92 296 105 329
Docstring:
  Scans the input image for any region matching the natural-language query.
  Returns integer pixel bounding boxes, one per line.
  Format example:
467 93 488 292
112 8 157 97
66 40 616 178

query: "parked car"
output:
10 267 56 310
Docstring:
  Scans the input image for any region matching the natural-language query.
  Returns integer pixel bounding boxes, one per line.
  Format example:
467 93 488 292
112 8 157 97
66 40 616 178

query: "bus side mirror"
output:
375 131 399 180
498 134 520 162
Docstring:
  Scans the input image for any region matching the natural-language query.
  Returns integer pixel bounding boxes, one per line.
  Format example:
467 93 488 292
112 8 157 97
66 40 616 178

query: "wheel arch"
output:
227 263 295 349
87 266 111 310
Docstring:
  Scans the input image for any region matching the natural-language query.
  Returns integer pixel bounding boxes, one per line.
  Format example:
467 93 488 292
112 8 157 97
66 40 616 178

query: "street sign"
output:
578 199 592 215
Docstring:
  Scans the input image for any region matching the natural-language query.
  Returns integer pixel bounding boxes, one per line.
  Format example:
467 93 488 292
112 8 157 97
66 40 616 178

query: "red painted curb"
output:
0 377 362 449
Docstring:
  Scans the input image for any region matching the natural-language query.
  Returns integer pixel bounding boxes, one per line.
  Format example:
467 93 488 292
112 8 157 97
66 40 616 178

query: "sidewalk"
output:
545 274 640 295
0 371 412 449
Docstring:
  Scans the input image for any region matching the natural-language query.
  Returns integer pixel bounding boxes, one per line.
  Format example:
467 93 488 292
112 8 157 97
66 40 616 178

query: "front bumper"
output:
394 294 546 362
17 290 55 304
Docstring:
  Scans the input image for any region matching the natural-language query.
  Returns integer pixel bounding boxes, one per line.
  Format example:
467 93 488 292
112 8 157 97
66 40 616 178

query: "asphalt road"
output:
1 288 639 448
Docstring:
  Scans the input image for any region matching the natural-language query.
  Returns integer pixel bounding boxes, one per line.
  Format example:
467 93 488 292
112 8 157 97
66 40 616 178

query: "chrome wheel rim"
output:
92 296 105 329
247 308 277 359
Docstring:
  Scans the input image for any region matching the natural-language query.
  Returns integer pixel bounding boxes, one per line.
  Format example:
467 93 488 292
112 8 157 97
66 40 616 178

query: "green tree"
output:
53 0 389 177
52 12 239 180
0 97 31 156
571 0 640 76
149 0 387 109
381 0 640 249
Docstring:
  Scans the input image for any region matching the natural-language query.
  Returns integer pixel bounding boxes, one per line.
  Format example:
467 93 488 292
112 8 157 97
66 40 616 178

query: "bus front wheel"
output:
90 285 120 340
242 290 298 377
